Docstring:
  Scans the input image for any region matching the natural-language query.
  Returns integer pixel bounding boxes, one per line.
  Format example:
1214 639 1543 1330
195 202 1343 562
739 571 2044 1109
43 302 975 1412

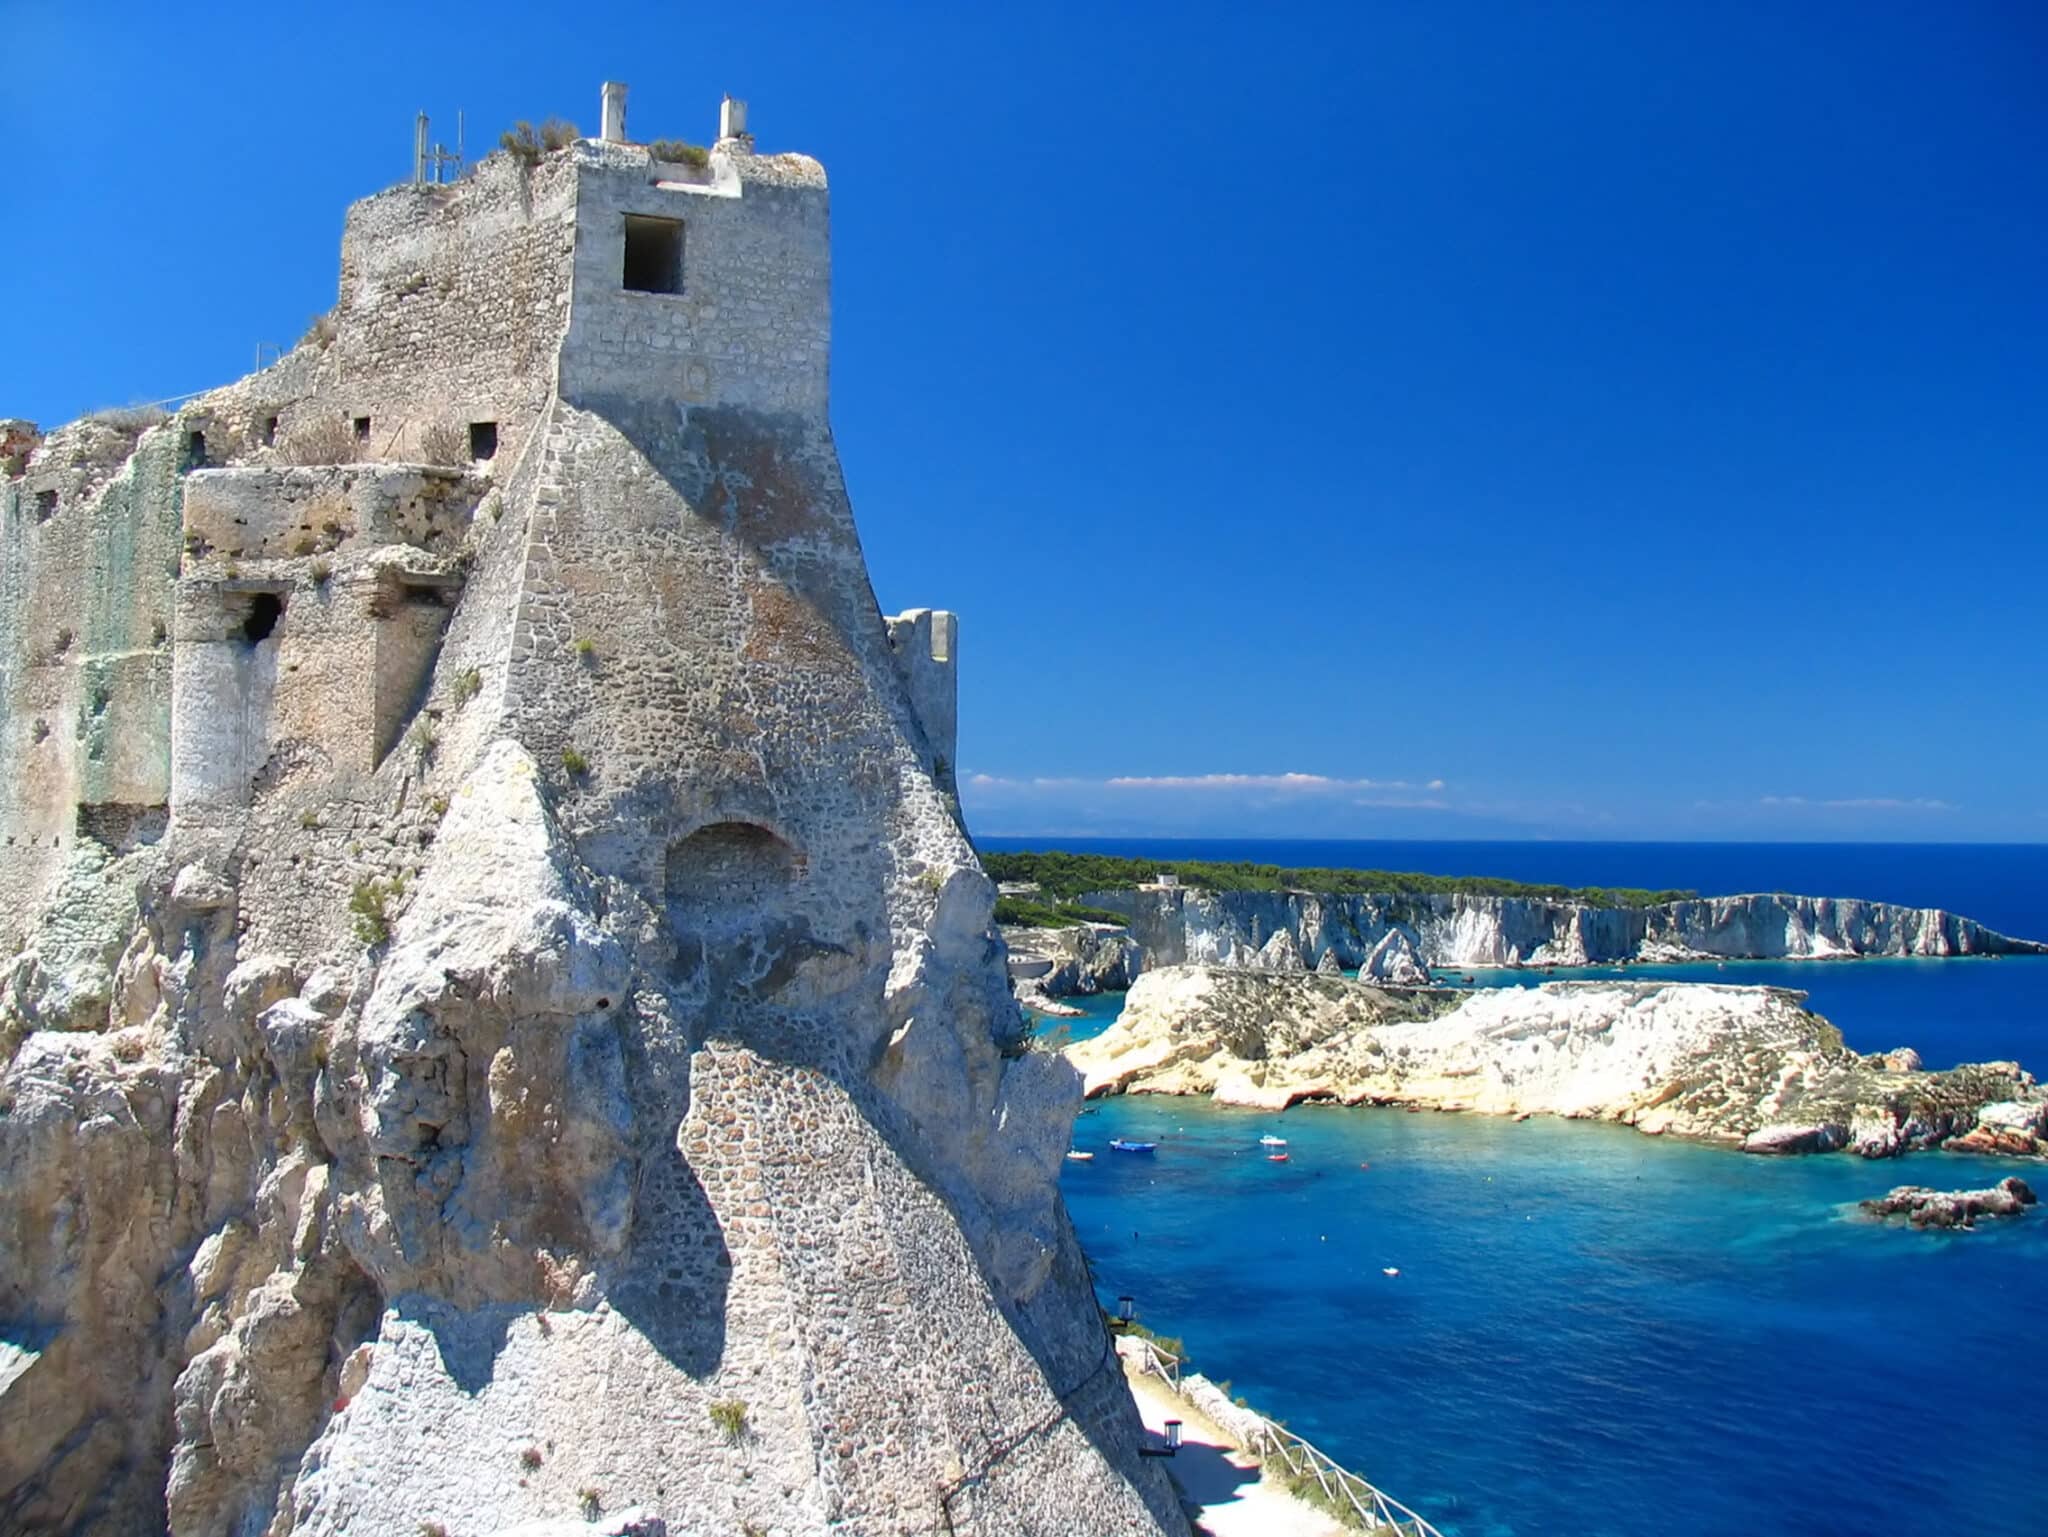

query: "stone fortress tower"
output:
0 86 1183 1536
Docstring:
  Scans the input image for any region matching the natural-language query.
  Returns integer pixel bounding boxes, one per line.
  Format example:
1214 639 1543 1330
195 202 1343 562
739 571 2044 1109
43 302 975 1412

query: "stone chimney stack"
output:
601 81 628 143
719 95 748 141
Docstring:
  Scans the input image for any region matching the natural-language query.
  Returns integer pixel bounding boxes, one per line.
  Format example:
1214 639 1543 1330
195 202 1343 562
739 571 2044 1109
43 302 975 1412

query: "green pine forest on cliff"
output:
982 849 1697 927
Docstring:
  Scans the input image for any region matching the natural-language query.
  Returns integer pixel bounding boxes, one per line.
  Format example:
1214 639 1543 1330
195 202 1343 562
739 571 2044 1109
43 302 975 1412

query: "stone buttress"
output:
0 91 1184 1537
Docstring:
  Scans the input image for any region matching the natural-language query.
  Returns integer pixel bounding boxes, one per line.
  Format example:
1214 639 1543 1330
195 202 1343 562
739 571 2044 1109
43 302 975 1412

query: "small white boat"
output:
1259 1134 1288 1147
1065 1150 1094 1162
1382 1266 1401 1277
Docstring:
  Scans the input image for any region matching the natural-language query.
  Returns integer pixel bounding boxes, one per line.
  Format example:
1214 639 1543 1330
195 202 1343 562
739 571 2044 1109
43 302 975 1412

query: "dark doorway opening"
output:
241 591 285 645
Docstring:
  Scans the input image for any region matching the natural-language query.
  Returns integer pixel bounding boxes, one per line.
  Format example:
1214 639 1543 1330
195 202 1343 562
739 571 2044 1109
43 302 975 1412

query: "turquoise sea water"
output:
1026 841 2048 1536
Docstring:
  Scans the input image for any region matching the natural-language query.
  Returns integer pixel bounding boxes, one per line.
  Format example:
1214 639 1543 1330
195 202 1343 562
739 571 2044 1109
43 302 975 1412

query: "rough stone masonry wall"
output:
0 121 1184 1536
278 150 578 465
0 420 185 954
886 607 959 794
559 142 830 414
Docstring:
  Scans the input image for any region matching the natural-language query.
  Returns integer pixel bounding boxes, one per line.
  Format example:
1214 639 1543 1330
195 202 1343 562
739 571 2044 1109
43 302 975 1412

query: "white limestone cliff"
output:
1066 966 2048 1155
1360 927 1429 986
0 109 1181 1537
1032 886 2046 992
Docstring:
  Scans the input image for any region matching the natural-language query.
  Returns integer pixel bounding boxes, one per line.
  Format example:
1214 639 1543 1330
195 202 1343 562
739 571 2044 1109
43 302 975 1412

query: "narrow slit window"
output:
623 215 684 294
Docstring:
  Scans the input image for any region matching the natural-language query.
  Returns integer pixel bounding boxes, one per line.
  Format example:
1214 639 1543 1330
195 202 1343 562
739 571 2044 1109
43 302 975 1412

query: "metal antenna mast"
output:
414 110 467 184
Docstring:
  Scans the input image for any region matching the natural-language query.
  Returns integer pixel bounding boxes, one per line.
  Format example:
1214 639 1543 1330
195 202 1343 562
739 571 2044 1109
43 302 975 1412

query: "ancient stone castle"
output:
1 86 958 946
0 86 1182 1536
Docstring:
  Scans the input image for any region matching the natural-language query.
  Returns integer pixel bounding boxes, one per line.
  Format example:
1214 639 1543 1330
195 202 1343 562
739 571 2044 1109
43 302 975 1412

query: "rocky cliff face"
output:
1066 966 2048 1158
1074 887 2044 977
1001 923 1140 996
0 123 1180 1537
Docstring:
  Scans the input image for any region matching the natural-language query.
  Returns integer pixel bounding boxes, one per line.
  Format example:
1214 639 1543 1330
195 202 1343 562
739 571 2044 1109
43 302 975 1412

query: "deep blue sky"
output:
4 2 2044 841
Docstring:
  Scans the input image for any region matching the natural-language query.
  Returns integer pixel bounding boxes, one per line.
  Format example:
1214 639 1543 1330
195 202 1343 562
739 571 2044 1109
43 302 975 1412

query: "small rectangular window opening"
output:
352 416 372 444
258 414 279 446
468 422 499 461
623 215 684 295
34 489 57 522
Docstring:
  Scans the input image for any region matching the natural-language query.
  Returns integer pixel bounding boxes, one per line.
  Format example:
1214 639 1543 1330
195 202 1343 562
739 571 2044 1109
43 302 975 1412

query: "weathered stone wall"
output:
559 143 830 414
181 463 479 561
306 151 578 465
886 607 959 792
0 99 1181 1537
0 421 184 949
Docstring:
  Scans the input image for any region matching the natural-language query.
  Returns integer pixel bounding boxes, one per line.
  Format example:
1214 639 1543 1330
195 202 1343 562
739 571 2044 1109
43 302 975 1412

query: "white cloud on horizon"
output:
1756 795 1957 812
964 770 1447 796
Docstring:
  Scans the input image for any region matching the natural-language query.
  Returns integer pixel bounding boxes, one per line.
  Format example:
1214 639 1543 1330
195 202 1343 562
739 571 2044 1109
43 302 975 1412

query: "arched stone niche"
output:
664 820 802 935
664 820 817 1012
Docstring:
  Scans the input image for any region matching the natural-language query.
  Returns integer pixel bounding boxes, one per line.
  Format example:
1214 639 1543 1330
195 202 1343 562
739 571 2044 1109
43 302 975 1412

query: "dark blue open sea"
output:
1004 841 2048 1536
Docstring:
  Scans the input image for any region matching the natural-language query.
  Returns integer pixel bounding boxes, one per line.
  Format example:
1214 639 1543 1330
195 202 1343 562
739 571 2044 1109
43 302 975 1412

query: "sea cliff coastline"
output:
1063 965 2048 1159
1006 887 2045 1005
1086 887 2044 970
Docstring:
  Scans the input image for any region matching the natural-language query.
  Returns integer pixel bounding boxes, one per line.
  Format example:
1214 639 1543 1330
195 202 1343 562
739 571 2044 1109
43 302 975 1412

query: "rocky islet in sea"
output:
1062 964 2048 1161
1860 1176 2037 1229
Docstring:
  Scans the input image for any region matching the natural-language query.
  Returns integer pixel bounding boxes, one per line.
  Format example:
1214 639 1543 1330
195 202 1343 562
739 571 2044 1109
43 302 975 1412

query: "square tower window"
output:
468 421 499 461
623 215 684 295
34 489 57 521
353 416 372 445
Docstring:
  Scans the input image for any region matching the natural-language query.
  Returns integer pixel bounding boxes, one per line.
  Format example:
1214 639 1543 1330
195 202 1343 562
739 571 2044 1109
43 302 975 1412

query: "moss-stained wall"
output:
0 423 182 943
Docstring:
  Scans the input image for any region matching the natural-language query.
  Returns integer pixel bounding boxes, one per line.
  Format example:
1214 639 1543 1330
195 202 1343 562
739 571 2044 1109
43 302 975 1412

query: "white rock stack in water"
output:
1361 927 1431 986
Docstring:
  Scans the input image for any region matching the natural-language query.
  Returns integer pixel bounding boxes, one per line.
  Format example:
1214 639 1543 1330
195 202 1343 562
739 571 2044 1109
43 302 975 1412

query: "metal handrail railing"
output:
1244 1422 1444 1536
1120 1339 1443 1536
1118 1332 1181 1390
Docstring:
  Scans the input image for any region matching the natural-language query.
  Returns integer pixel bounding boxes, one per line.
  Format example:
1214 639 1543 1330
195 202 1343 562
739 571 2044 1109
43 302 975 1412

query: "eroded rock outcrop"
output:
1860 1177 2037 1229
1361 926 1429 987
1002 922 1140 997
1065 886 2044 982
1065 966 2047 1155
0 99 1180 1537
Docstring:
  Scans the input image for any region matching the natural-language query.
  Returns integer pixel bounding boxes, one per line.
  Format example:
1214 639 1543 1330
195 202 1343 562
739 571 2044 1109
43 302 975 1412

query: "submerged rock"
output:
1860 1177 2037 1229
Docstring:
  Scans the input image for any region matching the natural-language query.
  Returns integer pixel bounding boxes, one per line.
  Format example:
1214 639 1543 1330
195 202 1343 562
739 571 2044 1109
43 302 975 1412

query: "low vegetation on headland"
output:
981 850 1697 910
992 896 1131 928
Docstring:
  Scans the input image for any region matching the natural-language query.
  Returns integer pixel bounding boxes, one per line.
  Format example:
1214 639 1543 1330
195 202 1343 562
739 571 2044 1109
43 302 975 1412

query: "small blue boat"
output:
1108 1138 1158 1154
